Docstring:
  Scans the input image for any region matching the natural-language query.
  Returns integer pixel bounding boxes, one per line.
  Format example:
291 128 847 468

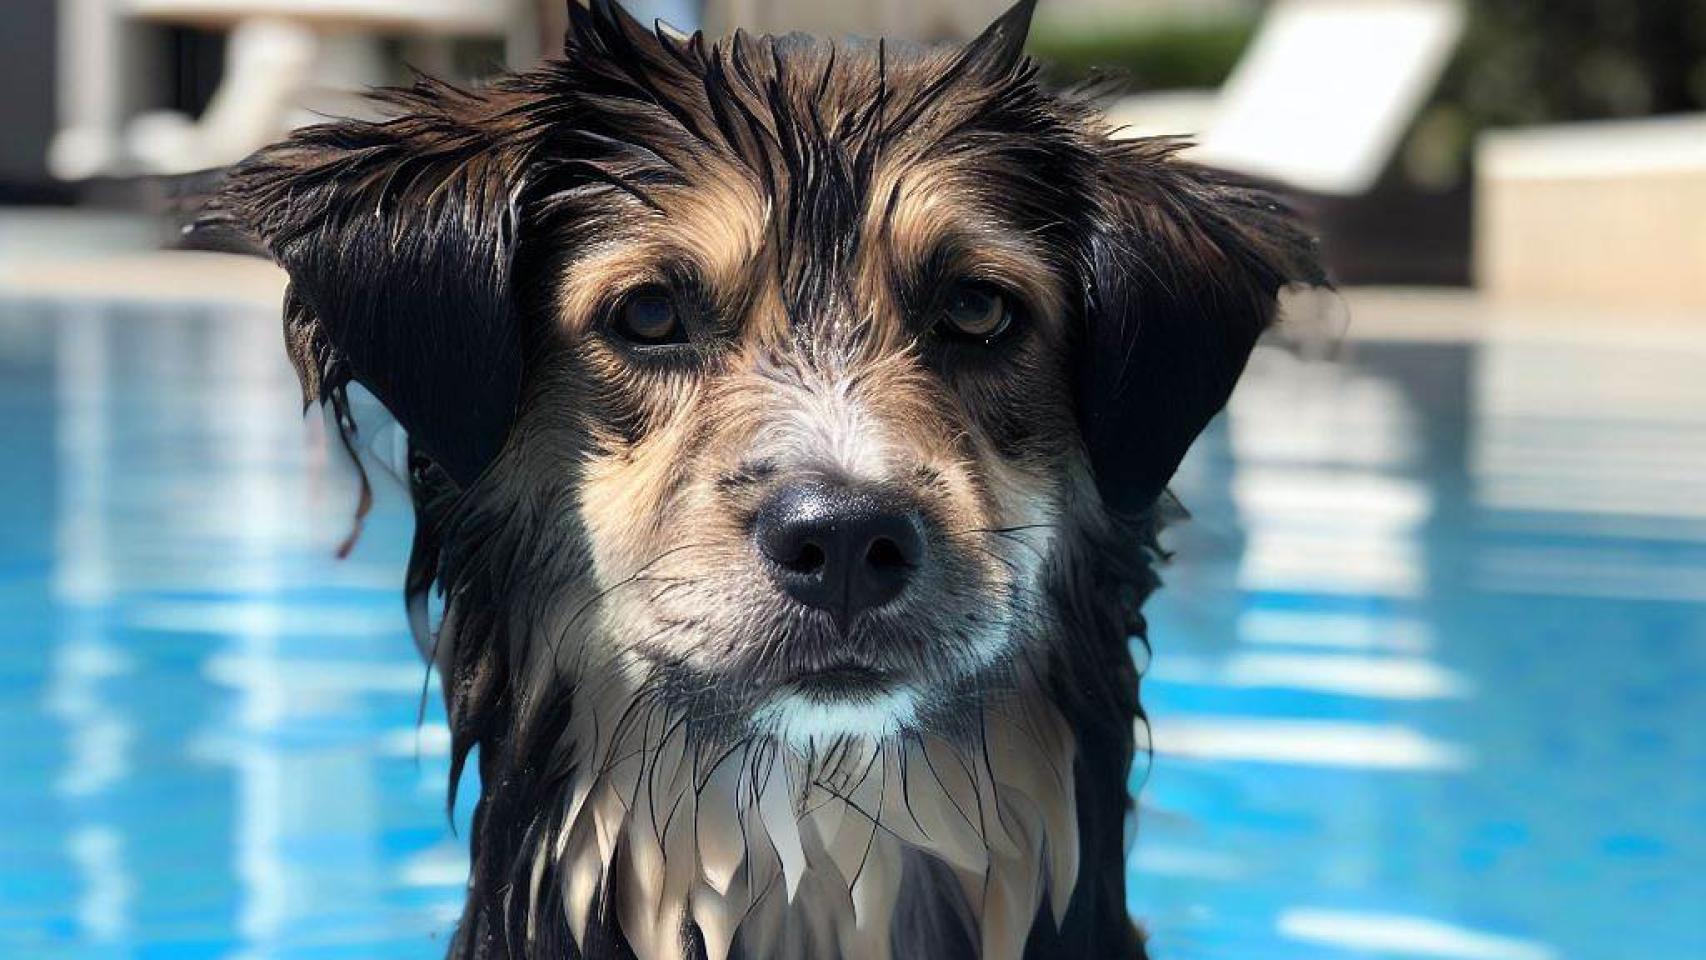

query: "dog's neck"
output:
427 473 1155 960
519 664 1079 960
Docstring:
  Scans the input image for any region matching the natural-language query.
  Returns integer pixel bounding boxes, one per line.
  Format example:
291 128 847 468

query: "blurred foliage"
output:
1443 0 1706 125
1029 16 1258 90
1410 0 1706 188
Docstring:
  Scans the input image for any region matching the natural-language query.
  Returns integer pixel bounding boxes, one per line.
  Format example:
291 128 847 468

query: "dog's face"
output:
557 46 1089 745
224 0 1319 748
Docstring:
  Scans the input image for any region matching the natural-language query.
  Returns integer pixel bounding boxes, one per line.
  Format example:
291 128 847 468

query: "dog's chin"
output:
751 670 923 748
650 650 933 748
639 607 1019 748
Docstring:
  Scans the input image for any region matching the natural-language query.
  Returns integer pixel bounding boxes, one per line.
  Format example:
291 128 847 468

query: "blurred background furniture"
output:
1099 0 1468 285
1477 114 1706 311
0 0 63 203
51 0 533 178
1190 0 1465 196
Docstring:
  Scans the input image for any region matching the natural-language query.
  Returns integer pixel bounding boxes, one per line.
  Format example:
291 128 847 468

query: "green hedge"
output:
1029 17 1258 90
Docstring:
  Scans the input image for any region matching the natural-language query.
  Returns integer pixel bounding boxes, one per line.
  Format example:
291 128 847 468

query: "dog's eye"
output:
612 288 687 345
939 282 1015 343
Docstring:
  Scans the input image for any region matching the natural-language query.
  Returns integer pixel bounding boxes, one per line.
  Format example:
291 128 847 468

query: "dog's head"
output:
224 0 1318 749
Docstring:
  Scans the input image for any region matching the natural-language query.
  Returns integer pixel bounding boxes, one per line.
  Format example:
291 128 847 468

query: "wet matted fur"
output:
214 1 1321 957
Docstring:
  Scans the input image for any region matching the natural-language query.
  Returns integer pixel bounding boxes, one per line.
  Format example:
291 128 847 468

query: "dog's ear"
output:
221 79 537 487
962 0 1039 74
1080 143 1324 515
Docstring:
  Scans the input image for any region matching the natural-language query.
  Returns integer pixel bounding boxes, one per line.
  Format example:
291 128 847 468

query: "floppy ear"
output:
1079 142 1324 515
220 78 537 488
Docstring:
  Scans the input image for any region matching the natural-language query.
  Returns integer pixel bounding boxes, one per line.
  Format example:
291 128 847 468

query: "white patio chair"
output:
1110 0 1465 197
51 0 531 178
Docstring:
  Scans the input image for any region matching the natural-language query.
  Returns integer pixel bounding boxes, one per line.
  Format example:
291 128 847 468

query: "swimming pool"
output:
1 295 1701 959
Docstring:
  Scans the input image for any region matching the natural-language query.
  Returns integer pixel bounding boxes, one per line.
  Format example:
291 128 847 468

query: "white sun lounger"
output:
51 0 531 178
1111 0 1464 197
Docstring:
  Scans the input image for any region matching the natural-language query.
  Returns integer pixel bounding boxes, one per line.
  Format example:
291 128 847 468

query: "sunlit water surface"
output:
1 297 1701 959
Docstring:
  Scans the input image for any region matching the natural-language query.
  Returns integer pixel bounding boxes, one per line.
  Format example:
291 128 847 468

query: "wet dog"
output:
217 1 1319 956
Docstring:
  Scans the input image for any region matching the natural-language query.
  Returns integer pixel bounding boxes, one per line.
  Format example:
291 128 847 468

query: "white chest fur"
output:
536 683 1080 960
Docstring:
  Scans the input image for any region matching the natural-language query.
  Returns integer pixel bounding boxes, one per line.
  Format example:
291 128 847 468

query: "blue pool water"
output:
0 296 1701 959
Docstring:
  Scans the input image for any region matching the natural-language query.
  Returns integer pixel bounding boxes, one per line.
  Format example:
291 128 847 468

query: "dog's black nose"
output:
753 482 925 630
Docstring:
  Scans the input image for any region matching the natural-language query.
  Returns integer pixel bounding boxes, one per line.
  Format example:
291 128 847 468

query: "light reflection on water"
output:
1138 337 1706 960
0 299 1702 959
2 301 462 960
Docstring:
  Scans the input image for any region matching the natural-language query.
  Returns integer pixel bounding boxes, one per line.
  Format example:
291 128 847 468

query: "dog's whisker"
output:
542 541 718 665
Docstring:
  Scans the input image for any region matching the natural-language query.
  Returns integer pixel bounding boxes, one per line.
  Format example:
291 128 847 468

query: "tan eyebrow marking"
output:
859 162 1068 330
556 170 772 334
